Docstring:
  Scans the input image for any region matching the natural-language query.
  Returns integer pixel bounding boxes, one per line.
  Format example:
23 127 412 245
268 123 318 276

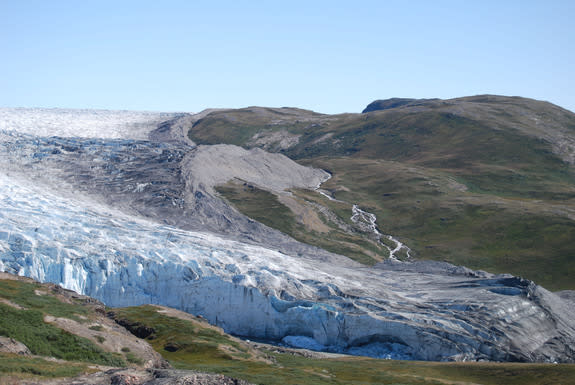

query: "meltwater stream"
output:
316 175 411 260
351 205 412 260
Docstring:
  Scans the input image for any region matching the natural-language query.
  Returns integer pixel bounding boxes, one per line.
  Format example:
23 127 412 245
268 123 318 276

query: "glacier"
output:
0 107 182 140
1 109 575 362
2 171 575 362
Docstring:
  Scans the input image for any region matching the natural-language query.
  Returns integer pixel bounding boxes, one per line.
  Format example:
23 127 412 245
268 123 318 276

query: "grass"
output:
113 305 263 375
0 303 125 366
216 182 296 236
309 157 575 290
125 352 144 365
189 106 574 184
112 304 575 385
187 99 575 290
0 353 88 379
0 279 89 320
0 278 126 367
188 107 321 147
189 103 575 290
216 182 388 264
113 305 248 362
215 151 575 289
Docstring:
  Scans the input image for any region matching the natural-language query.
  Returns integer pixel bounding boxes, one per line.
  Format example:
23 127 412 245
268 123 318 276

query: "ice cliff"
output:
1 109 575 362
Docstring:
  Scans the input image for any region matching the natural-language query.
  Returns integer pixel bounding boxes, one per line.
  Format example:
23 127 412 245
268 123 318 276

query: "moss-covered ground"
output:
0 278 125 381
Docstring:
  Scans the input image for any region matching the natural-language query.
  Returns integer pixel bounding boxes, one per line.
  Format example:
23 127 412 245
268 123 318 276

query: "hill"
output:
185 95 575 290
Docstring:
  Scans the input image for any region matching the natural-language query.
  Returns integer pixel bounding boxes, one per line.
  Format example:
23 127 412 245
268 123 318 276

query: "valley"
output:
0 97 575 382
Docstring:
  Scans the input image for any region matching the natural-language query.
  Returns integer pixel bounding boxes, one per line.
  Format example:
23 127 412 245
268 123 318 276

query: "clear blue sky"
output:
1 0 574 114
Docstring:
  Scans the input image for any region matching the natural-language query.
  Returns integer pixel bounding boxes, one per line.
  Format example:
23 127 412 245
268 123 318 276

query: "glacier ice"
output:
1 171 575 362
0 107 182 140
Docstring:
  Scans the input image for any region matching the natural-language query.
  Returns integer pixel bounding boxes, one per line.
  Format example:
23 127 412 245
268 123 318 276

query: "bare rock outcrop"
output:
0 336 31 355
181 143 329 194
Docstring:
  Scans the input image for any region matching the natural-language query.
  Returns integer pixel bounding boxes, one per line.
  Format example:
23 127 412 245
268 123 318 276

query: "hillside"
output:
185 95 575 290
3 273 575 385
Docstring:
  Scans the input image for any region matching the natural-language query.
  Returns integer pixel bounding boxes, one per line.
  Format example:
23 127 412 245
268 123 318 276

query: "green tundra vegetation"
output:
0 354 89 379
191 96 575 290
0 277 124 382
215 182 388 265
0 279 125 367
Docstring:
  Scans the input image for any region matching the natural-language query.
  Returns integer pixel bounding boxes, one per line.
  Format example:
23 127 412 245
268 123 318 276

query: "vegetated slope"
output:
186 95 575 290
0 272 161 383
0 273 256 384
3 273 575 385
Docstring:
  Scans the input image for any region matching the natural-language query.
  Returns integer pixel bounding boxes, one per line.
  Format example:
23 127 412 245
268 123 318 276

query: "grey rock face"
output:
0 336 31 355
182 144 329 194
43 368 255 385
145 369 254 385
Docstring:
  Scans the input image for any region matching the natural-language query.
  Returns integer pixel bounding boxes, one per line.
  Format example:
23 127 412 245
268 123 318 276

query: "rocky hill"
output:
185 95 575 290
